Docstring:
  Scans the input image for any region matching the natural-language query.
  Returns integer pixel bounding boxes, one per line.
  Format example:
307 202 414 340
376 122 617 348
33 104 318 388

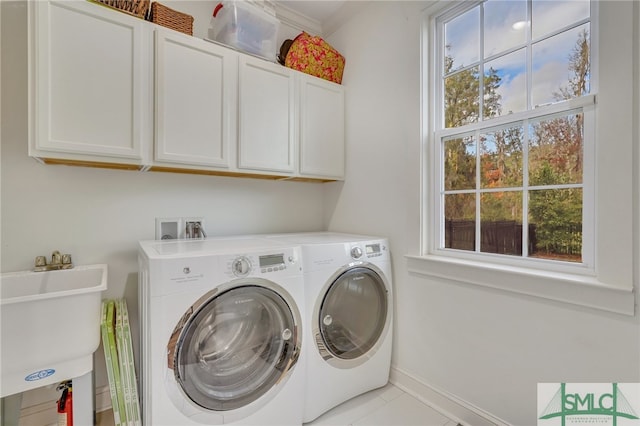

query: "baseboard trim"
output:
389 366 512 426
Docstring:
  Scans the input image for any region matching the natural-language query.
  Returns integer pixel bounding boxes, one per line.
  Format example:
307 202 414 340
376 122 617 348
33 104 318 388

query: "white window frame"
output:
409 0 636 316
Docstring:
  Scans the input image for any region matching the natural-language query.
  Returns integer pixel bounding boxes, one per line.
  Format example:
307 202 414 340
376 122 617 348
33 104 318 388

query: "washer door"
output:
168 281 300 412
316 265 389 367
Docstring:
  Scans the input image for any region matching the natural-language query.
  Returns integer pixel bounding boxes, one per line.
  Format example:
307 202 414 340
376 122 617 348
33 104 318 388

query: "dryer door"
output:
317 265 389 366
169 281 300 411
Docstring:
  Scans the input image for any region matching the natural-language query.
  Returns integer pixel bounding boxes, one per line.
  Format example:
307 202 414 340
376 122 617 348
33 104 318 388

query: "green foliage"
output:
443 47 502 128
529 183 582 256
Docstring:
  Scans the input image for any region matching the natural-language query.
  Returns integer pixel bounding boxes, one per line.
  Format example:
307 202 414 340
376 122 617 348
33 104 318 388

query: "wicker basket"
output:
149 2 194 36
92 0 150 19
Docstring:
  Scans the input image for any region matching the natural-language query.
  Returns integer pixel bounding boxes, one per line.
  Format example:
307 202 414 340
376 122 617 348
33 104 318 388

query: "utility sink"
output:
0 264 107 397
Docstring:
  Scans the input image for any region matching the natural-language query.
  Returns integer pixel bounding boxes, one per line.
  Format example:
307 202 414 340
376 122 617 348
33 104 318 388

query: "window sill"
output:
405 254 635 316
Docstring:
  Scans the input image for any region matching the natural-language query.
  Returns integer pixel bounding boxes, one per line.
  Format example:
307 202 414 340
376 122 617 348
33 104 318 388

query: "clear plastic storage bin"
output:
208 2 280 61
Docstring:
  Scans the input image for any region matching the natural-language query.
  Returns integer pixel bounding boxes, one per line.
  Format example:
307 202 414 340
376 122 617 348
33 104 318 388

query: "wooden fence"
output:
445 220 537 255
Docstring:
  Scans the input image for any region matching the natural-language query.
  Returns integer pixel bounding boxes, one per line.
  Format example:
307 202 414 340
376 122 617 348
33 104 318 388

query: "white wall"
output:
0 0 325 410
325 1 640 425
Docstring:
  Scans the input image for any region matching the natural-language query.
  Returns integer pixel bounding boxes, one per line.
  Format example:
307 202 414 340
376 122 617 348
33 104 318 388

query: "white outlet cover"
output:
155 217 181 240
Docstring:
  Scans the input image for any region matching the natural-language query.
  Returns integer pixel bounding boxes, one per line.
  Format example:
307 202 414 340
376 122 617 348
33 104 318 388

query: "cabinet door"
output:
32 1 148 161
299 76 345 179
238 56 295 173
155 31 236 168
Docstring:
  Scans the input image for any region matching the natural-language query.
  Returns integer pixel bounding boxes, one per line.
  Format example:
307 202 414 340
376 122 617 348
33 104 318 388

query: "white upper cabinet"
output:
27 1 345 181
238 56 296 174
30 1 150 163
299 75 345 179
154 30 236 169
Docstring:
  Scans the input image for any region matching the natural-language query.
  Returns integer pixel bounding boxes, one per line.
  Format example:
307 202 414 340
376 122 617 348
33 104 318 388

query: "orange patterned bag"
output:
279 32 345 84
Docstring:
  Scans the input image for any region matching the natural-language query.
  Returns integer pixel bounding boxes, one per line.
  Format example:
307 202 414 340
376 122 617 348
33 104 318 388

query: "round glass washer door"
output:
317 265 389 365
169 281 300 411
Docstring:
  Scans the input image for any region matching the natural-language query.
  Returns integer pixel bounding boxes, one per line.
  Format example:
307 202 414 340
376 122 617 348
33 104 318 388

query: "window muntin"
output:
441 109 587 263
435 0 592 266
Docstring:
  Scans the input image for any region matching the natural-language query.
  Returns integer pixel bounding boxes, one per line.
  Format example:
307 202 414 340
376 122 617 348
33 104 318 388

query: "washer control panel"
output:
257 253 287 273
227 250 298 277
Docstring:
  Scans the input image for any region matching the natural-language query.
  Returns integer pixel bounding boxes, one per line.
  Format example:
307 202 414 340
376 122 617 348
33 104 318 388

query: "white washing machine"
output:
138 237 306 425
266 232 393 423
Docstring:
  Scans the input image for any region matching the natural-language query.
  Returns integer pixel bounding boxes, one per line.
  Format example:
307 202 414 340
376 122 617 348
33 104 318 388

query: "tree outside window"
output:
437 0 591 263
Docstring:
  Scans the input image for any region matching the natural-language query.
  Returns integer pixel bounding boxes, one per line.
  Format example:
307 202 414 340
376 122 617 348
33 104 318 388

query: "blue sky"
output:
445 0 590 115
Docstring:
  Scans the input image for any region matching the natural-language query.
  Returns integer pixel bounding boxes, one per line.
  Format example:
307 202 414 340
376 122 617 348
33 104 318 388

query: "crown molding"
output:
274 3 323 35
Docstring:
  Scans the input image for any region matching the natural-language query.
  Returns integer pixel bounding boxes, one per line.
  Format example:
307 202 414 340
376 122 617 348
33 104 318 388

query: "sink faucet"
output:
34 251 74 272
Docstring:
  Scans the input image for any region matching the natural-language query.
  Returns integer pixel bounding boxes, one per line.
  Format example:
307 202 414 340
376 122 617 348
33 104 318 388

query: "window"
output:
432 0 594 271
414 0 636 315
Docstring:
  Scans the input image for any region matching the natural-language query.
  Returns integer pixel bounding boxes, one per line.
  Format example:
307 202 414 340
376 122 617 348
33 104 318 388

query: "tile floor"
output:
305 383 457 426
97 383 458 426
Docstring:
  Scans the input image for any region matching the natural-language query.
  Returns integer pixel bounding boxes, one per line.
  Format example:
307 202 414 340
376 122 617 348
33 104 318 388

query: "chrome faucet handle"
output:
35 256 47 267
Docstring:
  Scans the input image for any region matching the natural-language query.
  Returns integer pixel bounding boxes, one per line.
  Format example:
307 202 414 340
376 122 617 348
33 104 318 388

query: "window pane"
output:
444 136 476 190
444 193 476 251
532 24 590 108
484 49 526 118
480 127 523 188
480 192 523 255
531 0 589 41
444 6 479 73
528 188 582 262
529 113 583 186
484 0 527 58
445 66 479 128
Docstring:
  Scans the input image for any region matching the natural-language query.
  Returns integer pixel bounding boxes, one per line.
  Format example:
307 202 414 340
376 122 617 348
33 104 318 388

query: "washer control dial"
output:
350 246 363 259
231 256 251 277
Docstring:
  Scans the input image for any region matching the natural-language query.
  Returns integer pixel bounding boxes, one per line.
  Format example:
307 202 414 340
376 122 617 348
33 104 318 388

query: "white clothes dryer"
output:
138 237 306 425
266 232 393 423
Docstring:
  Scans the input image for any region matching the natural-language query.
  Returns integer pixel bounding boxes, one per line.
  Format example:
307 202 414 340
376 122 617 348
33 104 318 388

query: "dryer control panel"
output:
365 243 384 258
350 242 387 260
